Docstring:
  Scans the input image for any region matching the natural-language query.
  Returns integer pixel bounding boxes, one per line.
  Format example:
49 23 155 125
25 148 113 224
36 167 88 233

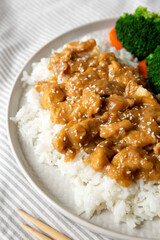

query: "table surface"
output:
1 0 160 239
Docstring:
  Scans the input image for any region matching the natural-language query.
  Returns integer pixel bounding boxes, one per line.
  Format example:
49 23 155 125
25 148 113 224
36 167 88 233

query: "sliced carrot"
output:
109 27 122 50
138 59 148 79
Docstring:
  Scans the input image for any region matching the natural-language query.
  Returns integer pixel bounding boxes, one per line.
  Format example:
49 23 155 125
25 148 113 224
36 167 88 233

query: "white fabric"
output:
1 0 160 239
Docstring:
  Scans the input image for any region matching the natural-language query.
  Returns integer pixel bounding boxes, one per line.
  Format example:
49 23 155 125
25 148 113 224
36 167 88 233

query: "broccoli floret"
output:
146 45 160 94
115 7 160 60
135 6 159 19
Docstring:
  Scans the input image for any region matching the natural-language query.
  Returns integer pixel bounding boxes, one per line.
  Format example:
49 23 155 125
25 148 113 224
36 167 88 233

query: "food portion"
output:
35 39 160 187
109 7 160 93
13 8 160 227
13 26 160 228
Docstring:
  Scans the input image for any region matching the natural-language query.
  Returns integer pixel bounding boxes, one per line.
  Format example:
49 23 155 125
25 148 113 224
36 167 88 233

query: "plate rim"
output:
6 18 156 240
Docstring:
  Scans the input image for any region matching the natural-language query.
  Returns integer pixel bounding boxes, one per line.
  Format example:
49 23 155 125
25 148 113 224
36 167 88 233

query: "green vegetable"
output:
115 7 160 60
146 45 160 94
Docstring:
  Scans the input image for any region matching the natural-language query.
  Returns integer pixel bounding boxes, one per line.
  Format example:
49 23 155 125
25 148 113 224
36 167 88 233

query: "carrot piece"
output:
138 59 148 79
109 28 122 50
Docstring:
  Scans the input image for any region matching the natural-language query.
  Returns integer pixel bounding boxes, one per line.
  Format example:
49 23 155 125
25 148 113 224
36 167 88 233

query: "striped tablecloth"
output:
1 0 160 239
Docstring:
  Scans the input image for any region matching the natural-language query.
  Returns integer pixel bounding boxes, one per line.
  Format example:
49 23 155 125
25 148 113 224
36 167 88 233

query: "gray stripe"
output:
0 164 88 240
0 148 101 239
0 161 84 239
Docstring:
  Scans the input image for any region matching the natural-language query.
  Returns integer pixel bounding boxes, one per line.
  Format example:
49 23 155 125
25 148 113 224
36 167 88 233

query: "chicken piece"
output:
65 69 111 98
48 48 74 76
52 118 101 154
138 165 160 181
67 118 101 149
108 60 121 76
64 73 90 98
98 52 115 68
35 81 65 109
50 89 102 124
80 89 102 117
106 146 154 187
66 39 96 52
50 101 72 124
67 56 95 74
89 140 114 171
125 81 159 106
101 95 134 123
49 39 99 78
138 115 160 137
106 165 133 187
153 143 160 155
106 94 135 112
112 146 153 171
100 119 133 139
99 112 109 122
52 121 74 154
108 61 142 87
124 130 157 147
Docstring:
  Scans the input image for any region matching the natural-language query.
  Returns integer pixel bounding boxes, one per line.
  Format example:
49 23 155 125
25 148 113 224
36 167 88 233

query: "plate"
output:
7 18 160 240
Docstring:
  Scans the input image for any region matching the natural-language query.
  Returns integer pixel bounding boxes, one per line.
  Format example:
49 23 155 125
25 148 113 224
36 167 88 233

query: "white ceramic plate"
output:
7 18 160 240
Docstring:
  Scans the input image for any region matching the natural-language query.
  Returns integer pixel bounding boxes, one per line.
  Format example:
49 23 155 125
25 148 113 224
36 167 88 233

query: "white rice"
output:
12 37 160 229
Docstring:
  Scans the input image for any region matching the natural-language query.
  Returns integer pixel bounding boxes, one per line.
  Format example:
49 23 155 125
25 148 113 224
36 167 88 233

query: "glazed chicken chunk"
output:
52 118 101 154
50 89 102 124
